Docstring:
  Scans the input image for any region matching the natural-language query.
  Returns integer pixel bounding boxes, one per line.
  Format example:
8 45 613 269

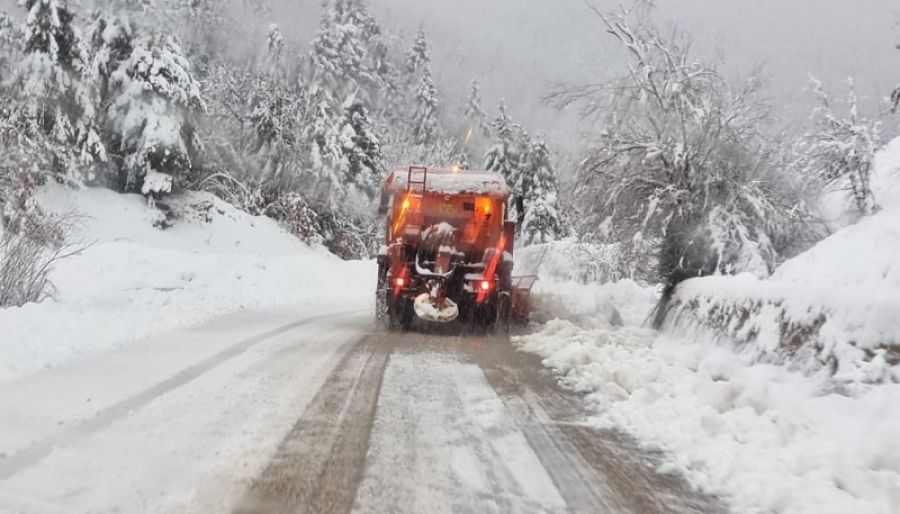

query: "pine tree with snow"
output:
338 100 383 197
263 23 284 75
306 0 368 179
107 32 205 195
306 82 342 184
0 10 18 82
484 101 525 188
308 0 372 98
87 6 135 104
9 0 106 182
406 28 430 75
464 79 490 137
519 139 564 245
411 67 439 146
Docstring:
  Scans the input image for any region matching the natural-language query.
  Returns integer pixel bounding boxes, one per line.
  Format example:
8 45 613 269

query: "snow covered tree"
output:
519 139 564 245
304 0 393 204
338 100 382 197
107 32 205 195
0 10 18 82
8 0 106 183
464 79 490 138
804 77 881 215
411 67 439 145
306 82 342 184
308 0 379 100
87 4 137 105
484 101 525 187
406 29 429 75
548 3 813 281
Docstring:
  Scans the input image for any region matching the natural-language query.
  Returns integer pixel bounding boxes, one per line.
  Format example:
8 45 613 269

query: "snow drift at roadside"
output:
516 319 900 514
514 136 900 514
661 136 900 386
0 185 373 384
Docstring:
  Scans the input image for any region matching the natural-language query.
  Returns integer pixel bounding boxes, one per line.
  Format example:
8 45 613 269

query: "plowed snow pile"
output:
0 185 372 383
516 139 900 513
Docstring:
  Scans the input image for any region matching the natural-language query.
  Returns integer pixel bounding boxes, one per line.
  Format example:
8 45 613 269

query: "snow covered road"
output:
236 327 723 514
0 306 727 513
0 308 370 513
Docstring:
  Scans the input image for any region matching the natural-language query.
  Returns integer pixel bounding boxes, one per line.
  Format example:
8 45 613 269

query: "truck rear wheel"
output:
388 296 414 332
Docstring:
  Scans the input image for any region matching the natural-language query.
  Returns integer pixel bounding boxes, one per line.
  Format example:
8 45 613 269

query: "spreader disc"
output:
414 293 460 323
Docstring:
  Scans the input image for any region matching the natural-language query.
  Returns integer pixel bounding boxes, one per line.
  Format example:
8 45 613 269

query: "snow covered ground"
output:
663 136 900 386
0 185 376 513
517 317 900 514
0 184 373 384
515 140 900 513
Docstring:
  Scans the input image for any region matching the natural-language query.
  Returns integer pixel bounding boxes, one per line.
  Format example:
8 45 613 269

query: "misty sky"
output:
369 0 898 144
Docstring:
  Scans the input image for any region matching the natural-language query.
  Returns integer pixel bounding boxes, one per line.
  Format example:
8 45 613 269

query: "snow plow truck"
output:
376 166 536 331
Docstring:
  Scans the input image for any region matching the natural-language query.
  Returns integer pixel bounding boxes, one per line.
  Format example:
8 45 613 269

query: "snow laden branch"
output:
549 2 815 284
802 77 880 215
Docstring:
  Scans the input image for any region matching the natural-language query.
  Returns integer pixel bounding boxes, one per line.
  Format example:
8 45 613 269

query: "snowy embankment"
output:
0 185 373 384
514 140 900 513
663 137 900 386
514 241 655 327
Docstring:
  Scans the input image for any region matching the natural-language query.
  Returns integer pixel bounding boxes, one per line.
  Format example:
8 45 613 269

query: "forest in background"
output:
0 0 897 307
0 0 566 264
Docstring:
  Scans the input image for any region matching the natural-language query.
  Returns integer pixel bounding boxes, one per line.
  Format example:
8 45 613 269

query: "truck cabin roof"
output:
384 167 510 199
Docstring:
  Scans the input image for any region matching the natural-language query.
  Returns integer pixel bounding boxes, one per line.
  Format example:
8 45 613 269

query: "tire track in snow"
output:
0 309 364 481
478 342 728 514
235 334 391 514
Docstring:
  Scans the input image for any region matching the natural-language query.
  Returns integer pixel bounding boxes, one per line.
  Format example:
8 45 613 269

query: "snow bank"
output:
516 320 900 514
514 241 657 327
661 137 900 386
514 240 622 284
873 135 900 209
663 276 900 385
528 278 656 328
513 138 900 514
0 185 373 384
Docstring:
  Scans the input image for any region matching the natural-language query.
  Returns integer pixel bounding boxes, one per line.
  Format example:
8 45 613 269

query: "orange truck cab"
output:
376 166 521 330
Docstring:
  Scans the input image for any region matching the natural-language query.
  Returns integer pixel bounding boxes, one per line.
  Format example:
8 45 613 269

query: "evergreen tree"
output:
10 0 106 182
338 100 382 197
519 139 564 244
263 23 284 75
108 32 205 195
484 101 524 187
464 79 490 137
308 0 373 98
411 67 439 145
305 0 391 201
306 82 342 184
87 5 136 104
0 10 17 82
406 28 429 74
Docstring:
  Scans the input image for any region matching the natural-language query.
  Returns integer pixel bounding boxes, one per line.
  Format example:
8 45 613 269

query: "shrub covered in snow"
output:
659 136 900 386
549 3 816 283
801 77 881 216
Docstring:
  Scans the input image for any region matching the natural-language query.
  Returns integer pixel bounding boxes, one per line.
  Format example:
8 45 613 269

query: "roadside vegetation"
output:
0 0 566 273
549 1 892 298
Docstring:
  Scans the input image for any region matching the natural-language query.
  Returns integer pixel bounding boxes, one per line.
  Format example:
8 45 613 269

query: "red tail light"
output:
395 277 406 288
479 280 491 291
